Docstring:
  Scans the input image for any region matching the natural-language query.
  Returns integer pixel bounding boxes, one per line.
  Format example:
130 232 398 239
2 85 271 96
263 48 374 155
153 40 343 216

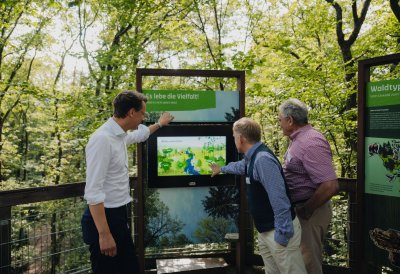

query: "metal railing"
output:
6 199 89 273
0 183 90 274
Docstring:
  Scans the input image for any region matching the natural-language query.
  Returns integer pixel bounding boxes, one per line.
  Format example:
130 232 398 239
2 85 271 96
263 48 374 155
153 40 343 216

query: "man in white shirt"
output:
81 91 173 274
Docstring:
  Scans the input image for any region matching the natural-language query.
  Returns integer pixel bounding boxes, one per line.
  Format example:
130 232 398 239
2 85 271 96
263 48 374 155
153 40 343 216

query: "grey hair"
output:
279 98 308 125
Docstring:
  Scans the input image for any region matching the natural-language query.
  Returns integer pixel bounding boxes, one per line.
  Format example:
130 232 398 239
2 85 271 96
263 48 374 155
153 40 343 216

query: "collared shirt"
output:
221 142 294 246
84 118 150 208
283 124 337 203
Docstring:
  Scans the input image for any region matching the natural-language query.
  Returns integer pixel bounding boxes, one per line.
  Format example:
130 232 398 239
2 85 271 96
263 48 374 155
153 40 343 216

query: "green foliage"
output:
0 0 399 271
194 217 236 243
202 186 239 223
245 0 398 178
323 193 349 266
143 186 186 248
158 233 192 248
10 199 89 273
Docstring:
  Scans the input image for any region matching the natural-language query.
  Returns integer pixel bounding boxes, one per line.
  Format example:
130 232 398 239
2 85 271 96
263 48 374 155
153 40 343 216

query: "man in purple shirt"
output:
278 99 339 274
211 117 306 274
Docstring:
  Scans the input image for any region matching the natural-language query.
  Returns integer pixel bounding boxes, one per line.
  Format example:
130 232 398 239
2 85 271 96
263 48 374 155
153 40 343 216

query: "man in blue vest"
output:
210 117 306 274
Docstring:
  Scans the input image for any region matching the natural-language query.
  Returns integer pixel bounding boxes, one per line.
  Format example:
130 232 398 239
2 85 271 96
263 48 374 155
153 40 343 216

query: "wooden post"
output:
0 206 11 274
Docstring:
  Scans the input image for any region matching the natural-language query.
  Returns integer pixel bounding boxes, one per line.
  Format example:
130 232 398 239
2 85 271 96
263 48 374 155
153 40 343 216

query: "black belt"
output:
293 199 309 205
105 203 129 211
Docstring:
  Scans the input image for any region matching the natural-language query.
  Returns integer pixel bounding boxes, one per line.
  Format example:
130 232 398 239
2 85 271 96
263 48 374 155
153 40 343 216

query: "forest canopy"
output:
1 0 399 189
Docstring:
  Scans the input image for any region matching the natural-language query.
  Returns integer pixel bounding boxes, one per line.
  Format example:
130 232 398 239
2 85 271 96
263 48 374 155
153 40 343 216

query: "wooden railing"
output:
0 182 89 274
0 178 357 274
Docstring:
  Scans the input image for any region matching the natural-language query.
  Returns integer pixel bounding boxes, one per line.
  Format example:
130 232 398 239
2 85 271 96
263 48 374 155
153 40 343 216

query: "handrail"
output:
0 177 355 206
0 178 138 274
0 177 357 274
338 178 357 193
0 178 138 207
0 183 85 207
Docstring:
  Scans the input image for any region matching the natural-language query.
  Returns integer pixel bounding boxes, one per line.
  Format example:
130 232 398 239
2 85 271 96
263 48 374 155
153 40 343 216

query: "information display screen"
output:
147 124 237 188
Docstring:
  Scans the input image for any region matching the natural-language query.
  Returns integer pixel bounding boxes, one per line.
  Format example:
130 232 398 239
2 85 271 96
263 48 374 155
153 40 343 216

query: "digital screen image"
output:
157 136 226 176
147 124 238 188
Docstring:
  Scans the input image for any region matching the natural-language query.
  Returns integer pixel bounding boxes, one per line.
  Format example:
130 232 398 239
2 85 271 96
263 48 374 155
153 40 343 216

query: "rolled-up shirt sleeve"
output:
126 124 150 145
84 134 112 205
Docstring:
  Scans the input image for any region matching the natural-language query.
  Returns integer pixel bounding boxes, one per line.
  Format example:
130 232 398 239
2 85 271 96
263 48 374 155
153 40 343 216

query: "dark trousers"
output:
81 204 139 274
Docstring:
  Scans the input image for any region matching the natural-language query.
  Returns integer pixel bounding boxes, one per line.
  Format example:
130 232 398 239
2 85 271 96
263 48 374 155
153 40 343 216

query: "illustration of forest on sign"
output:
157 136 226 176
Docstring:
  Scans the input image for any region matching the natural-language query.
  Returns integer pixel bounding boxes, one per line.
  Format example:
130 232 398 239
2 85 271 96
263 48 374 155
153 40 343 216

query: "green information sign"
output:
143 90 216 111
365 79 400 198
367 79 400 107
361 57 400 273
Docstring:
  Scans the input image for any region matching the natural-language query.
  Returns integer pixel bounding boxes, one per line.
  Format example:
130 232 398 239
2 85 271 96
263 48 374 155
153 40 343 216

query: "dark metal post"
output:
0 206 11 274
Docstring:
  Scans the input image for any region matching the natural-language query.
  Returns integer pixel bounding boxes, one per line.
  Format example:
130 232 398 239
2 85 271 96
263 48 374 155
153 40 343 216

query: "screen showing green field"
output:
157 136 226 176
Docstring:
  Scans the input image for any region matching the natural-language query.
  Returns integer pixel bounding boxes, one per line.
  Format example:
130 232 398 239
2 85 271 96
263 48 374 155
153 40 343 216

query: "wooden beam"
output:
136 68 244 78
0 178 137 207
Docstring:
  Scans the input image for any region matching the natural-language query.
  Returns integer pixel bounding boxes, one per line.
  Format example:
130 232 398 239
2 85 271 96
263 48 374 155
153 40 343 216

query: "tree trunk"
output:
325 0 371 176
390 0 400 22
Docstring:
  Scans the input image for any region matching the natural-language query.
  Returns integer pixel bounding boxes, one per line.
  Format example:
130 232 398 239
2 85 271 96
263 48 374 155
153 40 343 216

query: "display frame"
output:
147 124 238 188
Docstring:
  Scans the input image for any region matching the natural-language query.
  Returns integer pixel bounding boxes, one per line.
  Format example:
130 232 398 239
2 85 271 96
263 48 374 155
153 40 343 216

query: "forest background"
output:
0 0 400 272
1 0 400 189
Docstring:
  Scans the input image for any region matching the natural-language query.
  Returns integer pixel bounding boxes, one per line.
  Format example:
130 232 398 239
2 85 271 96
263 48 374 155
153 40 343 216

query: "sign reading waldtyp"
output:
143 89 239 123
365 79 400 197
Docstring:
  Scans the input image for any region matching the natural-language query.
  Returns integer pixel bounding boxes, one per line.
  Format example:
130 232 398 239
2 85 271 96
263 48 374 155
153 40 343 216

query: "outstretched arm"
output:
149 112 174 135
210 159 246 176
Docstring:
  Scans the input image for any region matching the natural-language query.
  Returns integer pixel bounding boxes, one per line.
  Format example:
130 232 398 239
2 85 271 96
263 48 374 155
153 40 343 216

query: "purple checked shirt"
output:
283 124 337 203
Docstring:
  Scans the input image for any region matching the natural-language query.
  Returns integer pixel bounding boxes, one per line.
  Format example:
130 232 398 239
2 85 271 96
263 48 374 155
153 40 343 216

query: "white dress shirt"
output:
84 118 150 208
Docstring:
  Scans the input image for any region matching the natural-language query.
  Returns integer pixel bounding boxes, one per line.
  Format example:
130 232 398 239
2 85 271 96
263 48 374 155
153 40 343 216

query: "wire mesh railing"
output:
1 198 90 274
0 178 357 274
324 192 350 267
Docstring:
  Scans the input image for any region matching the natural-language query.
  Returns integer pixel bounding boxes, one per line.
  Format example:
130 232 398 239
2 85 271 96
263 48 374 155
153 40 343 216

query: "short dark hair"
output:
113 91 147 118
233 117 261 143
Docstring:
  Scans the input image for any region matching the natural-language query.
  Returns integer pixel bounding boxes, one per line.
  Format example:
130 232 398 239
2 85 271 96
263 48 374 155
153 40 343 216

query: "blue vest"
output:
246 143 295 233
